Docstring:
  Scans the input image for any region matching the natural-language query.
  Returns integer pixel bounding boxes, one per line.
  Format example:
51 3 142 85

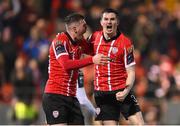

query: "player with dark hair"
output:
88 8 144 125
42 13 108 125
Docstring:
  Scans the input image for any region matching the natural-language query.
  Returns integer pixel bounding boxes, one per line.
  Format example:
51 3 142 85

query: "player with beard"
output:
42 13 109 125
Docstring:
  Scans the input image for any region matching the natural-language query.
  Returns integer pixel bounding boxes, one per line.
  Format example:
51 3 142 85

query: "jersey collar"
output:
102 30 121 42
65 32 77 46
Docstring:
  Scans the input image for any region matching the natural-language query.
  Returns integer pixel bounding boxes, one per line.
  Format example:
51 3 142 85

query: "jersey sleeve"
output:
52 35 94 71
123 37 136 68
52 38 68 59
57 55 93 71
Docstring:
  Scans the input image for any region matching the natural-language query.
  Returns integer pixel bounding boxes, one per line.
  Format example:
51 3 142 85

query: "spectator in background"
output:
0 0 21 29
0 53 5 88
85 4 104 31
28 59 42 99
22 21 50 92
0 27 17 82
22 26 49 60
132 14 155 58
11 54 35 107
11 54 38 125
16 0 39 37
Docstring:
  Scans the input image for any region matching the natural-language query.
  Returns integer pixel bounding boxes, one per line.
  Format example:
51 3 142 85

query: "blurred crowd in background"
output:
0 0 180 125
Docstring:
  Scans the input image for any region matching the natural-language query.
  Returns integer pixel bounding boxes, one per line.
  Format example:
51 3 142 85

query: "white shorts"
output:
76 86 96 115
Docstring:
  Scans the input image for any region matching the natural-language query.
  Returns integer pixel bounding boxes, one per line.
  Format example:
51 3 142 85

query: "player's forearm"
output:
58 55 93 71
125 65 135 92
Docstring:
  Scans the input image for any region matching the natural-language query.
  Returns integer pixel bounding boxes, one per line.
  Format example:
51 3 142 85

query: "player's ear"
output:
72 26 77 34
117 19 119 25
100 19 103 27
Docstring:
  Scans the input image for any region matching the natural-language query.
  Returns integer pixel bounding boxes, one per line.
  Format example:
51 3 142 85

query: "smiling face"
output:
100 12 119 38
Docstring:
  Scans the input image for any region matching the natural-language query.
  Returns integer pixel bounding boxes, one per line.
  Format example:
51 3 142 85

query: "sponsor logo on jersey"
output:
55 41 66 55
95 107 101 115
112 47 118 54
127 52 134 65
126 46 134 65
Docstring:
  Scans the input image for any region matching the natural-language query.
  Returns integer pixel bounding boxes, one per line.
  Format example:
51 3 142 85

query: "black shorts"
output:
94 90 141 121
42 93 84 125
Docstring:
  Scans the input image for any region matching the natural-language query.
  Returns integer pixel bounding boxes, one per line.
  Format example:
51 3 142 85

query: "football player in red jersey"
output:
42 13 109 125
87 8 144 125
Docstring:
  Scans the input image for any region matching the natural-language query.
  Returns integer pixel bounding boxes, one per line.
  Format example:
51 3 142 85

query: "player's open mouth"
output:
107 26 112 29
106 26 113 32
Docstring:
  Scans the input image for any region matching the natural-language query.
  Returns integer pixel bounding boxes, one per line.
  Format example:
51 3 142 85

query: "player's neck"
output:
103 32 117 40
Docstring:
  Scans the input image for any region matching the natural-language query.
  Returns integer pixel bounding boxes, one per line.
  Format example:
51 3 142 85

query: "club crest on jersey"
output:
52 110 59 118
95 107 101 115
111 47 118 54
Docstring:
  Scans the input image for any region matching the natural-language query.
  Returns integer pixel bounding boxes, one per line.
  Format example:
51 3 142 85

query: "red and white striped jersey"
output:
44 32 92 96
90 31 135 91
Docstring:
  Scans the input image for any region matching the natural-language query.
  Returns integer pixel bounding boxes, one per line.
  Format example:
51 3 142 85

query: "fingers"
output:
101 55 113 62
116 96 124 101
93 54 114 65
101 57 111 61
98 54 111 65
99 61 107 65
116 92 125 101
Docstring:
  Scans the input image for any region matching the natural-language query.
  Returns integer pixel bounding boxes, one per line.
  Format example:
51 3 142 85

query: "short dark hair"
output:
64 13 85 25
101 8 119 20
